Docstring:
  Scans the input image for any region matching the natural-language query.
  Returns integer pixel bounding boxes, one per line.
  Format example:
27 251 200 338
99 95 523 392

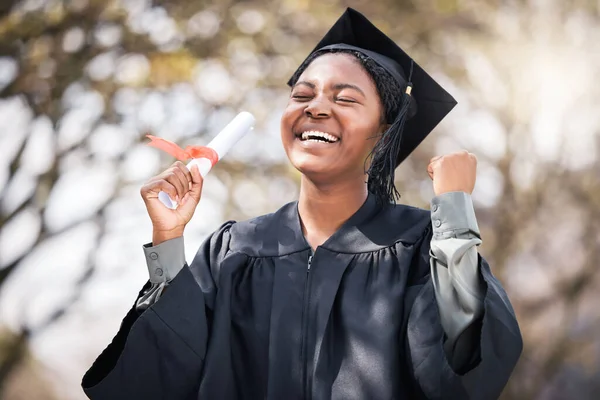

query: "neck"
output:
298 175 368 249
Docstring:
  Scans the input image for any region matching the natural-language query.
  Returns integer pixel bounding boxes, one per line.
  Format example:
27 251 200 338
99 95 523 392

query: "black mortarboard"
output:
288 8 457 204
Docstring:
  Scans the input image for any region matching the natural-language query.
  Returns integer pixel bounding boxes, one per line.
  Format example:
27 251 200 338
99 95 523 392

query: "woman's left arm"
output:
429 191 485 372
403 152 522 399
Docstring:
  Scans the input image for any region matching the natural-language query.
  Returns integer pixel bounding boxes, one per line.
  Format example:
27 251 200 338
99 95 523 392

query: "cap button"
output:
150 252 158 260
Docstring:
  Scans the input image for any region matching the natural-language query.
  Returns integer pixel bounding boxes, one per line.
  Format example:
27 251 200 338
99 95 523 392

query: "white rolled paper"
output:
158 111 256 209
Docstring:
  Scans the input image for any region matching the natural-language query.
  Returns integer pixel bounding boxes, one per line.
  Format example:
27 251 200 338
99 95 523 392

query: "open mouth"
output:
298 130 340 144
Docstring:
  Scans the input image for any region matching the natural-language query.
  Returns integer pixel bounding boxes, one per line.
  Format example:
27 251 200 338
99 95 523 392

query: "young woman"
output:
83 8 522 400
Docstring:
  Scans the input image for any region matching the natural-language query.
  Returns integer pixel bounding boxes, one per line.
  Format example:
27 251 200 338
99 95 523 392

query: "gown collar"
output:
289 192 384 254
231 191 430 256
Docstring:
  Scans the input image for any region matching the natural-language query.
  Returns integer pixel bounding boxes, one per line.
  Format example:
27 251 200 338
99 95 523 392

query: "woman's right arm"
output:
82 162 214 400
136 161 204 310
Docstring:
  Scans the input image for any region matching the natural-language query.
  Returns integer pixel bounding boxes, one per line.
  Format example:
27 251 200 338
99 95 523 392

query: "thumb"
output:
188 164 204 203
178 164 204 215
427 157 441 180
427 163 435 180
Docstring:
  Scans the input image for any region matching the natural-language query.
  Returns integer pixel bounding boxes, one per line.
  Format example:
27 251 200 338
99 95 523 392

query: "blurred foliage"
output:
0 329 59 400
0 0 599 399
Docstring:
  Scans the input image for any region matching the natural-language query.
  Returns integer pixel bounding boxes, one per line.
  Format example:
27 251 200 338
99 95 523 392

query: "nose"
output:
304 98 330 119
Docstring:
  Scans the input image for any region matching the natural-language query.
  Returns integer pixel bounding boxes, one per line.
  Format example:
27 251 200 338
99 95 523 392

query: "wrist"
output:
152 227 185 245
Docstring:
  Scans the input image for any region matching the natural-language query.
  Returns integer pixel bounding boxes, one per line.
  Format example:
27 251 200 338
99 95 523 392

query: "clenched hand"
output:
140 161 203 244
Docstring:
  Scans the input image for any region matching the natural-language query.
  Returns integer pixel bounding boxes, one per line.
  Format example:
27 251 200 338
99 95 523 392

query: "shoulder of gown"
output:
226 198 433 257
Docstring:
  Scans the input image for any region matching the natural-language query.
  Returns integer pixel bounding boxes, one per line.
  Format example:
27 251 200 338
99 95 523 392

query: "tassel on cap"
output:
367 61 415 206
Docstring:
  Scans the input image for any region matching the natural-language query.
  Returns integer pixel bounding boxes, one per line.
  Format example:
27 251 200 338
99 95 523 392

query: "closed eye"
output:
336 97 357 103
292 95 312 101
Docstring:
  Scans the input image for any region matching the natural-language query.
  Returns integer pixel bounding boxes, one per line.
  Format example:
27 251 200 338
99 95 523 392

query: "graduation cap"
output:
288 8 457 204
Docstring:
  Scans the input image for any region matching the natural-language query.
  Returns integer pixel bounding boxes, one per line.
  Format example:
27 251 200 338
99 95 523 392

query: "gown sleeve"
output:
136 236 187 311
405 192 522 400
429 192 485 371
81 221 234 400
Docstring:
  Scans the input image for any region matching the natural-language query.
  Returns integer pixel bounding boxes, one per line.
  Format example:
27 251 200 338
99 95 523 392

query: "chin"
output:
289 155 330 176
290 157 365 188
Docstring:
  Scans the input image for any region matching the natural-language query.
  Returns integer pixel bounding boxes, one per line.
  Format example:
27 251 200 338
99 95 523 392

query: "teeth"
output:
300 131 339 142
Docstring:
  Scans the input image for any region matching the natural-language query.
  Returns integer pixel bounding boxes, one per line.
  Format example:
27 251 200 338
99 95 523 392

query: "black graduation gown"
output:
82 194 522 399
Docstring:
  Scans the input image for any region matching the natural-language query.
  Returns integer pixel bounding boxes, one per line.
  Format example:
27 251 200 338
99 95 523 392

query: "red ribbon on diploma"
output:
146 135 219 166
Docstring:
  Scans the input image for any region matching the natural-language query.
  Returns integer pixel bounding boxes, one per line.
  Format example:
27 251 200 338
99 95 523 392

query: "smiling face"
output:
281 53 387 185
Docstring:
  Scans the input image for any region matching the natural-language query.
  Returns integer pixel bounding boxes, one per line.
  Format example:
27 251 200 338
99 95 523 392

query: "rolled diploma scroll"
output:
158 111 256 209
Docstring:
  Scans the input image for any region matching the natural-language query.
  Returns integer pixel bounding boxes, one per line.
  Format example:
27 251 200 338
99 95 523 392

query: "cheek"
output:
280 104 298 144
341 113 380 156
361 135 379 157
345 135 378 169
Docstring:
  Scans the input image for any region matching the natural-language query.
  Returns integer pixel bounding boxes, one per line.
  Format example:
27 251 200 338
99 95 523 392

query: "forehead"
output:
298 53 376 91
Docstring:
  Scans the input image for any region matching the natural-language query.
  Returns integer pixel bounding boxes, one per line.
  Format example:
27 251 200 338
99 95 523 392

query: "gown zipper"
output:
301 253 313 399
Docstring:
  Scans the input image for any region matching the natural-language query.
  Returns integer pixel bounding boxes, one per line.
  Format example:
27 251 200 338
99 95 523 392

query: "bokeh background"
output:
0 0 599 399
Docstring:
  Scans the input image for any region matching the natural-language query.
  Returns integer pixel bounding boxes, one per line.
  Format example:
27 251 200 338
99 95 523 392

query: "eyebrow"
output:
294 81 316 89
332 83 366 97
293 81 366 97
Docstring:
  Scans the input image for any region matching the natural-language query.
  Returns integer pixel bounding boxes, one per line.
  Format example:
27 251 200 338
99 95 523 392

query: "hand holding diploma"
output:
140 111 255 244
140 161 203 245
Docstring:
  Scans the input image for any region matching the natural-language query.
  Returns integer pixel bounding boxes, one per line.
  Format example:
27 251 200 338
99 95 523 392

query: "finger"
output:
174 161 193 188
181 165 203 207
145 167 179 185
428 156 443 178
143 166 186 201
428 157 442 169
427 163 434 180
429 155 443 164
144 174 168 185
157 181 179 202
171 166 190 198
165 170 186 201
142 180 178 203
